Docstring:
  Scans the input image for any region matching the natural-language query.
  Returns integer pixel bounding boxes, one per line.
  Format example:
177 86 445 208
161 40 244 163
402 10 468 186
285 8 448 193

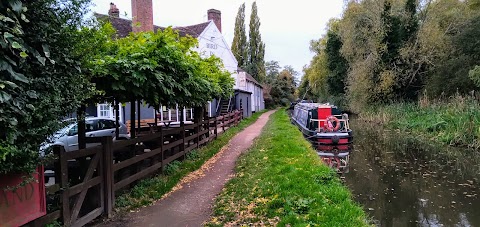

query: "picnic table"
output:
147 120 175 133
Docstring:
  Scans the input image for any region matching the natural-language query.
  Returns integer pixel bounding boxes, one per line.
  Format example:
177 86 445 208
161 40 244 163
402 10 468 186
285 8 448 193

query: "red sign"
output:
0 166 46 227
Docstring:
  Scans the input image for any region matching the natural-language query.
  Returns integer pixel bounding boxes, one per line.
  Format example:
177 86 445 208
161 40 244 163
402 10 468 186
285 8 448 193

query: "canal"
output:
338 119 480 226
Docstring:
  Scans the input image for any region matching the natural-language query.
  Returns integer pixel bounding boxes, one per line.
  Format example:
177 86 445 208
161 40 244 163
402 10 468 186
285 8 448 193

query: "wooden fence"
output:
26 111 243 227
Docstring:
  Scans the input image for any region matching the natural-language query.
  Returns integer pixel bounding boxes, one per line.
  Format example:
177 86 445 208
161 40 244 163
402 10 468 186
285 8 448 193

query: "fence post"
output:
206 118 210 141
214 117 218 139
238 111 241 125
235 111 239 126
181 121 186 159
194 117 200 149
160 126 164 173
58 146 71 225
222 114 225 132
53 146 62 190
102 137 114 218
234 111 237 126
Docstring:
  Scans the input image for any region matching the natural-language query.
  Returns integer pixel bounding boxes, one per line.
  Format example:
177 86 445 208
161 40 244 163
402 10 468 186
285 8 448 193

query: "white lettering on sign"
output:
206 43 218 49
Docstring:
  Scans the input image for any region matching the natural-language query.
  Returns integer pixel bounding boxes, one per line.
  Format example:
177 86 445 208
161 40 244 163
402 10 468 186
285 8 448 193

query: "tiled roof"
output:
94 13 208 38
238 67 263 88
174 22 210 38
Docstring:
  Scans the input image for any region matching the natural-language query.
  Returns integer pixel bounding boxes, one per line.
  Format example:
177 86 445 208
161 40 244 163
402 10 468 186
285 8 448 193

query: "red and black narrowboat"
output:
290 102 353 152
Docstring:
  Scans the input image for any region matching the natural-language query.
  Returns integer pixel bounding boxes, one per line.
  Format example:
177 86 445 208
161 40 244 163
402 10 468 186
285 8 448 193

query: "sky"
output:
89 0 345 76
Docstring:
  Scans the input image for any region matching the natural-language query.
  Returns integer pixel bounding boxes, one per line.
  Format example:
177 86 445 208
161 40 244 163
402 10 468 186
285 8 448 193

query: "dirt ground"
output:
101 110 275 227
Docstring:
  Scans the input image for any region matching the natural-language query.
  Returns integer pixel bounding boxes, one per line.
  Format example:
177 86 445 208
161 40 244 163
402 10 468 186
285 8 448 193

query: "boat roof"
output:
295 103 337 110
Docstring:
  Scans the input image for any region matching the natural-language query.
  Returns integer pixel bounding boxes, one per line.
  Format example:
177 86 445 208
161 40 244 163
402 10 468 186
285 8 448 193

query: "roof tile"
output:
94 13 208 38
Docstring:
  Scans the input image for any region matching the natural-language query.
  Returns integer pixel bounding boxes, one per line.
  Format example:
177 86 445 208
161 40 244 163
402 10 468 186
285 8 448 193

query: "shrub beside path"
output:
103 110 276 227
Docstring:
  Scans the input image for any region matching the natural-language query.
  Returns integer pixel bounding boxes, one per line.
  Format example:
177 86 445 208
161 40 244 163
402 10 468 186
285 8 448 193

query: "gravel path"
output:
102 110 275 227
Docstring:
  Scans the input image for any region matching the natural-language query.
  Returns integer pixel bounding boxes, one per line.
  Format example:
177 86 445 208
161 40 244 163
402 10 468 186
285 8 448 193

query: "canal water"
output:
335 119 480 226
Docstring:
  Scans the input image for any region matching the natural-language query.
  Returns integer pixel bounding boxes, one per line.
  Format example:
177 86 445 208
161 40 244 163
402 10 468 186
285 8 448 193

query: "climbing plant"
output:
90 27 233 109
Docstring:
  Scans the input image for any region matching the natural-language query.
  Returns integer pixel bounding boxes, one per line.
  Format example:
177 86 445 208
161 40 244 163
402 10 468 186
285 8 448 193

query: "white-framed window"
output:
98 103 113 119
97 103 123 122
208 101 212 117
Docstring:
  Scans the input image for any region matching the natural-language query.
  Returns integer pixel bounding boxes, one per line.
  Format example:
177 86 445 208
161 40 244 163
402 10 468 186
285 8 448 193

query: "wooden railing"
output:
26 111 243 227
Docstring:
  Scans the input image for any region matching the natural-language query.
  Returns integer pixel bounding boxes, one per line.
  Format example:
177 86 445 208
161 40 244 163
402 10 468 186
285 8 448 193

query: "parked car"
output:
41 117 130 185
41 117 130 153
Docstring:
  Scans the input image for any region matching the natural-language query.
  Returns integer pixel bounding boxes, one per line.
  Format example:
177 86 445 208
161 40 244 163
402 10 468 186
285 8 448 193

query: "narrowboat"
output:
290 102 353 152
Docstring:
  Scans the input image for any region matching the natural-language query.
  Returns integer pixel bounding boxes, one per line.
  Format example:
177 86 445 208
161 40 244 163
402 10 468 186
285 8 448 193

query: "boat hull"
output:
291 116 353 152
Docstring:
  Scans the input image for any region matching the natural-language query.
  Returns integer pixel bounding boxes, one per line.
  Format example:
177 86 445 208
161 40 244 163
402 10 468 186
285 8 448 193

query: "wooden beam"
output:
137 101 141 135
130 100 136 138
78 105 86 150
102 137 114 217
115 100 120 139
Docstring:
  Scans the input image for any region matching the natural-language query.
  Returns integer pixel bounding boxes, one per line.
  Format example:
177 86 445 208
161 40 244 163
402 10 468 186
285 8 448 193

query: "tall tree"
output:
270 66 297 105
231 3 248 68
265 60 280 82
325 28 348 96
247 1 266 82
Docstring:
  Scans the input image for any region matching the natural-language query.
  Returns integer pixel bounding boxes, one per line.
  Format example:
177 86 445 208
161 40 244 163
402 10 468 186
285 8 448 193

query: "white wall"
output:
193 22 238 74
193 21 264 113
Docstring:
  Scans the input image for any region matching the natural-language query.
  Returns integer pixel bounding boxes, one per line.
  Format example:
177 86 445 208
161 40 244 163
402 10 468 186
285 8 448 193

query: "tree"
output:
247 2 266 83
304 41 330 102
270 67 297 106
423 0 480 96
0 0 92 174
297 76 316 101
283 65 298 87
91 28 234 109
325 27 348 96
263 60 280 107
231 3 248 68
265 60 281 82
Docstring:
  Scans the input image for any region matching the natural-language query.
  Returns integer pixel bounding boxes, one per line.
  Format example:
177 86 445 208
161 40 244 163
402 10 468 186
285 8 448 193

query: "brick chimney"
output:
208 9 222 33
131 0 154 32
108 2 120 17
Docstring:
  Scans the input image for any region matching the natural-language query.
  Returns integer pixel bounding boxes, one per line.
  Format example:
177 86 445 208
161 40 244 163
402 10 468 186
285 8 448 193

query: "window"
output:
99 103 112 118
85 120 96 132
170 105 178 121
185 108 193 120
68 120 96 136
98 120 115 130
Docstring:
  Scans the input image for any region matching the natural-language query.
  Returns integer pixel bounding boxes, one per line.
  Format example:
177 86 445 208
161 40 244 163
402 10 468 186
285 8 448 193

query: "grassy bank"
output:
360 95 480 150
113 111 266 213
207 110 367 226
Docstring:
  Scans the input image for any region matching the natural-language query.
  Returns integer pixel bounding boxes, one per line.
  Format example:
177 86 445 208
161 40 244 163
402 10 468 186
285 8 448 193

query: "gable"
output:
194 21 238 73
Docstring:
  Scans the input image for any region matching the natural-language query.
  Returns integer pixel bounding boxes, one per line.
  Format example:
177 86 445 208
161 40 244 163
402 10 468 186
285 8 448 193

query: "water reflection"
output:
343 119 480 227
318 150 351 174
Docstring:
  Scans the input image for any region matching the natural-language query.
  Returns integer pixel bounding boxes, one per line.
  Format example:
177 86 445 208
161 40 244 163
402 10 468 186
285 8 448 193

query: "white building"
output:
92 1 264 124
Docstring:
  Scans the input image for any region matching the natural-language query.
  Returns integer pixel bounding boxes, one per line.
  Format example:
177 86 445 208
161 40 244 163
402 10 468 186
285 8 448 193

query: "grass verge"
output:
113 110 266 213
207 109 368 226
360 95 480 150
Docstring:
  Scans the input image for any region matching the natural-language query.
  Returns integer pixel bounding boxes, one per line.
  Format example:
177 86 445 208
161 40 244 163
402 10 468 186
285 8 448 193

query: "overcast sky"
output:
89 0 345 76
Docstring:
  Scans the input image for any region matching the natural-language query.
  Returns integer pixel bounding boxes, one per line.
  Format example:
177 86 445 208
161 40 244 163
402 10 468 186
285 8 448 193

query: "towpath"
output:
102 110 275 227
